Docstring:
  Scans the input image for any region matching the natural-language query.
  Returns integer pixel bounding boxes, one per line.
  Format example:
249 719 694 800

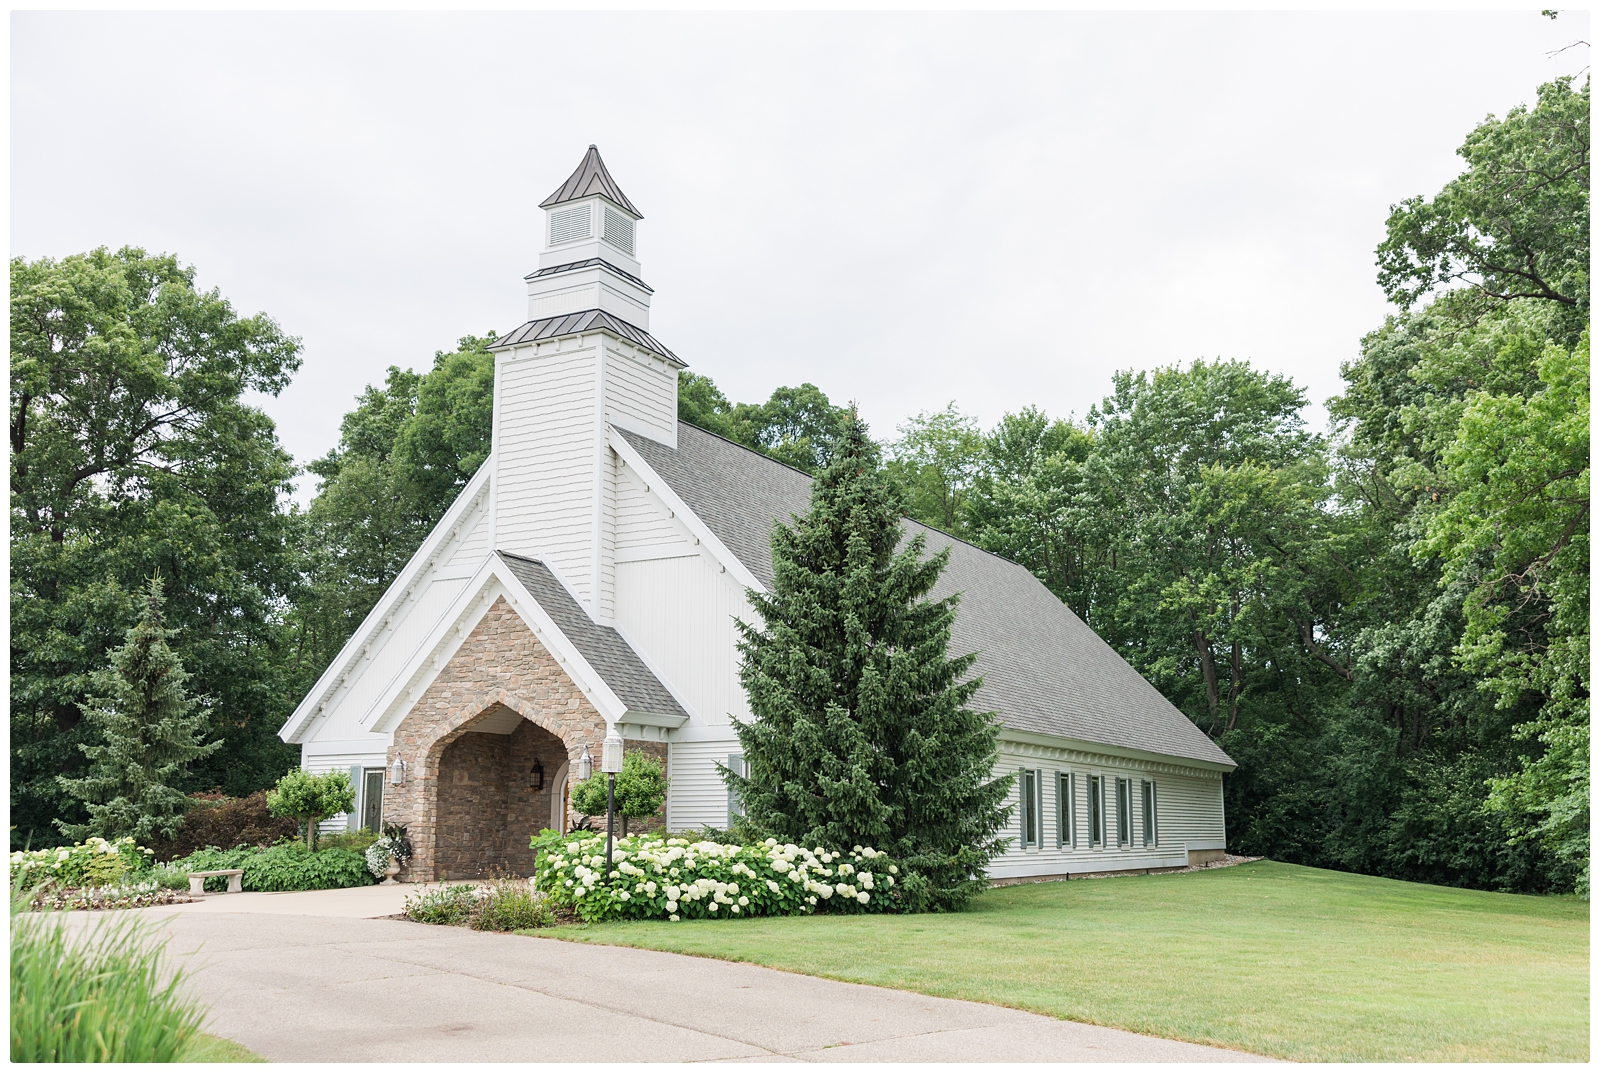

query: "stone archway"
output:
432 705 570 879
383 596 609 881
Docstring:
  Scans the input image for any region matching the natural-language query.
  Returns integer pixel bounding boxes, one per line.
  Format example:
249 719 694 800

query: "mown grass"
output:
536 860 1588 1062
181 1033 267 1062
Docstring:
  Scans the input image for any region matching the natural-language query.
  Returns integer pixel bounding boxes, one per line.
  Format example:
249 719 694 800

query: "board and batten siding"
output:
986 738 1225 878
665 737 741 831
616 553 755 731
494 343 600 605
614 463 686 550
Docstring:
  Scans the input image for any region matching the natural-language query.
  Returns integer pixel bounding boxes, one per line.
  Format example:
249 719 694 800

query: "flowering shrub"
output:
364 838 395 878
531 831 899 923
27 879 192 912
10 838 152 892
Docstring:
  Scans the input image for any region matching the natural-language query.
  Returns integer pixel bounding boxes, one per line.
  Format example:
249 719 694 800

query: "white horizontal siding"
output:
604 346 675 442
666 738 740 832
616 555 753 729
987 740 1224 879
303 754 385 835
614 464 687 550
494 346 598 601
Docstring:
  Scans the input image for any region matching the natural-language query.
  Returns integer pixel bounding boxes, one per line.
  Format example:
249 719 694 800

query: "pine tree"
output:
56 576 222 844
727 411 1013 911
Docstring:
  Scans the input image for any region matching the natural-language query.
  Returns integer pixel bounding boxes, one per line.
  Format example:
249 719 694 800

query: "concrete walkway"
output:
101 900 1272 1063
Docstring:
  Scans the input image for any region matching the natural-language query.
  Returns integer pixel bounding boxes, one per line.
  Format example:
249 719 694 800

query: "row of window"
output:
1017 768 1158 851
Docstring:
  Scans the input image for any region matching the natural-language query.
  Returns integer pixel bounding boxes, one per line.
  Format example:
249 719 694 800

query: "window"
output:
1019 768 1040 848
602 206 635 254
362 769 385 832
1116 778 1133 846
1142 779 1158 846
726 754 745 827
550 205 591 244
1056 772 1076 848
1087 774 1104 846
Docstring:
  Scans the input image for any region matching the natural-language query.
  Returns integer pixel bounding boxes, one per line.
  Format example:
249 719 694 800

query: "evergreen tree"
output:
56 577 221 844
727 411 1012 911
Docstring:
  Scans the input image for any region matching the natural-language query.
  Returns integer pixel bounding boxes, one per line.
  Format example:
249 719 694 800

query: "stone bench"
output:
189 869 244 896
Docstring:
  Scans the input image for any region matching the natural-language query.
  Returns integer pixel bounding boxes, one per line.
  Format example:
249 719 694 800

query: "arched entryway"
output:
432 704 570 879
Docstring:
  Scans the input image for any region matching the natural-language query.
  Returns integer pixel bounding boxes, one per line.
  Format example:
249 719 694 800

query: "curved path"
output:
118 891 1271 1063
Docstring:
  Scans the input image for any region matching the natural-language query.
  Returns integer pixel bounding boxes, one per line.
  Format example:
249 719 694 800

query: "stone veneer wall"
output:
385 596 609 880
434 718 571 878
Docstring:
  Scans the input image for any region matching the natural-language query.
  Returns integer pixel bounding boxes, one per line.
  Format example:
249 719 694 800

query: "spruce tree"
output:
727 411 1012 910
56 577 222 844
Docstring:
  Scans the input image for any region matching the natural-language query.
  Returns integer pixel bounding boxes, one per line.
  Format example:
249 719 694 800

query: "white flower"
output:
665 900 678 913
889 865 899 875
857 891 870 904
669 914 680 922
728 882 739 894
835 883 851 896
766 880 780 893
565 879 574 887
730 904 741 913
707 902 718 913
807 895 817 905
738 896 749 906
645 881 657 895
618 891 630 901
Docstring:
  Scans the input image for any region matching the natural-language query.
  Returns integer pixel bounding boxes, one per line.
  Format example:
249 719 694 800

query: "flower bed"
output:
164 843 374 892
532 832 898 923
26 880 193 912
403 876 557 931
10 837 152 892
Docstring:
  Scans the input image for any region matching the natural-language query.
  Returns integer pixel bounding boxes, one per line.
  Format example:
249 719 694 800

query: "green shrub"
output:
164 844 373 892
10 837 152 891
532 831 899 923
471 877 556 931
404 883 480 926
319 828 379 852
239 844 373 892
10 893 207 1060
402 878 557 930
266 769 355 850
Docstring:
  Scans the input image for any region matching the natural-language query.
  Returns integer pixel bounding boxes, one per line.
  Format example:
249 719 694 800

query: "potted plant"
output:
364 824 412 884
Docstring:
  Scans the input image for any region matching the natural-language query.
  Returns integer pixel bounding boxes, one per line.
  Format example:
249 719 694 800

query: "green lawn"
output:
182 1033 266 1062
536 861 1588 1062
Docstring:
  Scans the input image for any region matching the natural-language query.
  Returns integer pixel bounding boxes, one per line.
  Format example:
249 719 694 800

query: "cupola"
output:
524 145 653 328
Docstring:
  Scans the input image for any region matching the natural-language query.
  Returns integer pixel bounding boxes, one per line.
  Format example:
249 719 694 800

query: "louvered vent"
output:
602 207 635 255
549 205 591 245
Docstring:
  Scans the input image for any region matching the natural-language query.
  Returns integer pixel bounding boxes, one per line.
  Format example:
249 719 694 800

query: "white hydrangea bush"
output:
9 836 152 891
531 832 899 922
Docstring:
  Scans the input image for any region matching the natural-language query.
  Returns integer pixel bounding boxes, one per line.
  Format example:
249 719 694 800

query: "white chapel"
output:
279 146 1236 881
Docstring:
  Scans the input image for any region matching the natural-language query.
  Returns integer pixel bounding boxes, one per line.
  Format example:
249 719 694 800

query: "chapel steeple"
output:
524 145 652 328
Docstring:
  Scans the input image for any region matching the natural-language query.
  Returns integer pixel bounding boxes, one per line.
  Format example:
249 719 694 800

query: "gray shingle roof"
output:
540 145 641 217
617 423 1235 769
493 309 682 366
526 257 653 294
497 552 687 720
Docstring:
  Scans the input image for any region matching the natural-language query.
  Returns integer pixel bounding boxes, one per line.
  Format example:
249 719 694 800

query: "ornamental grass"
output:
9 892 207 1061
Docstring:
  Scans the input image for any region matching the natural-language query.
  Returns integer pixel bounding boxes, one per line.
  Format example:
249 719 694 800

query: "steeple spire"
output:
540 145 641 218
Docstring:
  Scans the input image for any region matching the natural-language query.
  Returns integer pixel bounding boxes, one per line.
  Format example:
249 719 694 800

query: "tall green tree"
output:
726 412 1011 911
291 333 496 678
56 576 222 843
11 247 302 847
886 402 984 535
677 371 851 474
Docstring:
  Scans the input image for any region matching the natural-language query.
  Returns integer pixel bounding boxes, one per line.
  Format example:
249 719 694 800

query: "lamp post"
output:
602 728 624 872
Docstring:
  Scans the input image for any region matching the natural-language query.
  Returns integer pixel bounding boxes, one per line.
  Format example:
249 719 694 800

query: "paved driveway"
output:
114 903 1270 1063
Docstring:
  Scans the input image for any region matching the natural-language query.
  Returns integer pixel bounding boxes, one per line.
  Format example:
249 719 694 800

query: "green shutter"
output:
727 754 744 826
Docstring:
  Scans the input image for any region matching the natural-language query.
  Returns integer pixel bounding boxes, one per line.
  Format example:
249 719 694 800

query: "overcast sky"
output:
12 10 1591 500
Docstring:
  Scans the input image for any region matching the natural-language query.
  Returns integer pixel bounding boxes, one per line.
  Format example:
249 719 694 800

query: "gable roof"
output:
497 551 686 720
540 145 642 217
617 422 1235 770
493 309 683 366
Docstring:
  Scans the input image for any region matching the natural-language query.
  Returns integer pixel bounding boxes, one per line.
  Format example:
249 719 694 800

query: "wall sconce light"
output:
390 756 407 787
529 757 545 791
576 744 593 782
